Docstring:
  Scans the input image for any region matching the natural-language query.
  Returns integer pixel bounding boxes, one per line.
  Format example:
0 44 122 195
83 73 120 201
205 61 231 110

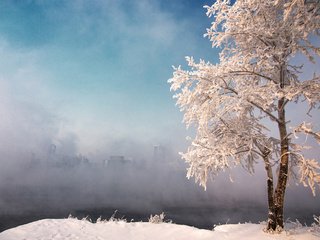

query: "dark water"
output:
1 205 318 233
1 165 319 233
0 206 258 232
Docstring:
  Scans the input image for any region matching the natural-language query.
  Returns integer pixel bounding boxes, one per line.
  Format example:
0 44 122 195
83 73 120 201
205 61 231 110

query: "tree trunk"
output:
266 64 290 231
273 97 289 230
263 149 277 231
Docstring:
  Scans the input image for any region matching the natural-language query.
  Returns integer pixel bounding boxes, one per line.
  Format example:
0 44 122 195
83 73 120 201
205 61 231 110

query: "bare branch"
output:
230 70 276 83
247 100 280 124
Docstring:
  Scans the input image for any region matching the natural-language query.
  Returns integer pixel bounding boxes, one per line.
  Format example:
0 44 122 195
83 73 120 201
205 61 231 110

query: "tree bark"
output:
273 97 289 230
268 64 290 231
263 149 277 231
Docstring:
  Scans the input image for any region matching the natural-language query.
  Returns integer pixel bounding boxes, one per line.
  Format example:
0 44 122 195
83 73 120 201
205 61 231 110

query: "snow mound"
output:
0 219 318 240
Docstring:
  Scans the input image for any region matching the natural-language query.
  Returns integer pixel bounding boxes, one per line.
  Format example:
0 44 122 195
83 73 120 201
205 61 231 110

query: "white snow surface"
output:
0 219 319 240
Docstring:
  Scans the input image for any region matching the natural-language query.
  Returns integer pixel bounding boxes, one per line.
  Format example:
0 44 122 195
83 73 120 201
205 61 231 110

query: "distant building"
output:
153 145 165 161
107 155 132 168
45 144 88 169
48 144 57 156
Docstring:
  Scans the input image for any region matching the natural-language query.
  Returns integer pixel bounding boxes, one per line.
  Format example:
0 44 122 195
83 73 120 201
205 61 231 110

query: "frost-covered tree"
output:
169 0 320 231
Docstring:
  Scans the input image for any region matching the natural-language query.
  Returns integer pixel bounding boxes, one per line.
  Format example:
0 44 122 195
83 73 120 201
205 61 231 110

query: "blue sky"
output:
0 0 219 155
0 0 319 158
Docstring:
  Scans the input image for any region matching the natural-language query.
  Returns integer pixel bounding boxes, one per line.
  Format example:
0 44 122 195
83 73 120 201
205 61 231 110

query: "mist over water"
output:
0 91 319 232
0 137 319 231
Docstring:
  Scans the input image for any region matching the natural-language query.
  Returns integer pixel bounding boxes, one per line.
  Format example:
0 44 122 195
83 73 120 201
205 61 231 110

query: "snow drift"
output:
0 218 319 240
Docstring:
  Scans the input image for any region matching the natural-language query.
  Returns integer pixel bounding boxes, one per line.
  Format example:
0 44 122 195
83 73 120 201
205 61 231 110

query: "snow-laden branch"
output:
294 122 320 144
298 156 320 196
169 0 320 203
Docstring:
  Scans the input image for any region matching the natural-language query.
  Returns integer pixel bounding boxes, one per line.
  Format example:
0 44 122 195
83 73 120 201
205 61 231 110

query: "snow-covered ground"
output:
0 218 319 240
